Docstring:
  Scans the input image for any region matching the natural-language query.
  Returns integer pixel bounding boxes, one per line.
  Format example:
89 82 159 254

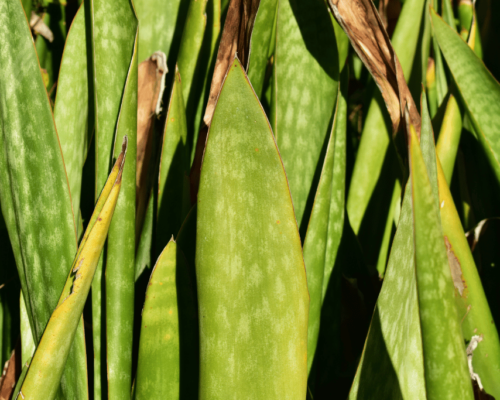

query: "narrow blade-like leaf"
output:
134 239 198 399
17 139 128 400
431 8 500 185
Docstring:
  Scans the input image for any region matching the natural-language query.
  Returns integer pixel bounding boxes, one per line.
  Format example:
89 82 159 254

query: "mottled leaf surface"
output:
247 0 278 98
432 9 500 184
135 0 189 64
17 142 128 400
0 1 87 398
134 240 198 399
105 39 138 400
410 126 474 399
272 0 339 231
196 58 308 399
54 4 93 223
437 163 500 397
349 186 426 400
303 72 346 373
88 0 138 396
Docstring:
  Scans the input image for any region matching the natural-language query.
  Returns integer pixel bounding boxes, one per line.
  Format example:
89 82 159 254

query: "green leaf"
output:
349 185 426 399
441 0 455 30
435 94 462 184
349 101 473 399
247 0 278 98
271 0 339 234
16 141 128 400
0 1 87 397
87 0 138 396
135 191 154 281
176 0 207 111
54 4 93 224
196 58 309 398
20 293 35 367
303 68 347 374
437 163 500 397
431 8 500 184
409 125 474 399
157 67 190 254
135 0 190 64
105 39 138 400
134 239 198 399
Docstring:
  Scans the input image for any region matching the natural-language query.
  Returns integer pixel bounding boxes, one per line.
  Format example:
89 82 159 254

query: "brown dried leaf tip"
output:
136 51 167 240
327 0 421 138
203 0 260 127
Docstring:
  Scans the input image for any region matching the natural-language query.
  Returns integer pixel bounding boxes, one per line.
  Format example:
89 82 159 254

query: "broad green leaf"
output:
347 0 425 236
409 125 473 399
17 140 128 400
247 0 278 98
157 67 190 254
431 9 500 184
54 4 93 223
34 3 66 99
303 69 347 374
435 94 462 184
135 0 190 64
105 39 138 400
134 239 198 399
271 0 339 233
0 1 87 397
437 161 500 397
197 58 308 399
87 0 138 395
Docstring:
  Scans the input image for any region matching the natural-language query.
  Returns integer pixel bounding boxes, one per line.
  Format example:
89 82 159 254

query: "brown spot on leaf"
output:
255 148 259 152
444 236 467 297
276 220 280 224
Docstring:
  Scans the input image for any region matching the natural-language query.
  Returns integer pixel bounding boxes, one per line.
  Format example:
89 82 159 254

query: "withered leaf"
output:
328 0 420 137
202 0 260 127
0 346 21 400
30 12 54 43
191 0 260 202
136 51 167 241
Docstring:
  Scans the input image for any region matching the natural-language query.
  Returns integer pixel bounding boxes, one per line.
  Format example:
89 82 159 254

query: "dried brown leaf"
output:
136 51 167 241
202 0 260 127
0 345 21 400
190 0 260 202
328 0 420 137
30 12 54 42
